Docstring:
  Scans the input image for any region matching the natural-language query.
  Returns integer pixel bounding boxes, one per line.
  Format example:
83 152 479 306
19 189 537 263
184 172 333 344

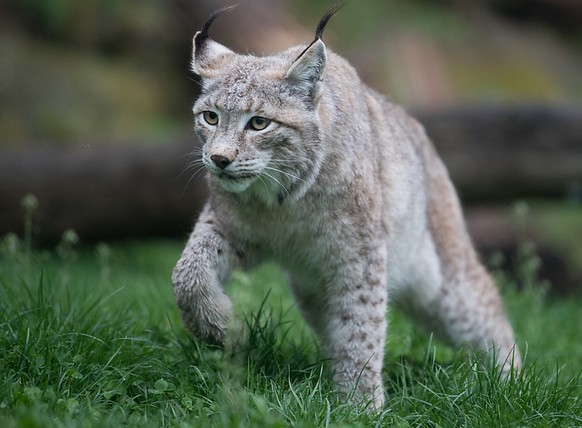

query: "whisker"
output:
180 146 203 160
187 76 204 89
179 159 206 179
178 149 207 194
256 174 271 196
261 170 291 200
269 157 303 164
181 166 207 196
177 147 205 178
263 165 304 183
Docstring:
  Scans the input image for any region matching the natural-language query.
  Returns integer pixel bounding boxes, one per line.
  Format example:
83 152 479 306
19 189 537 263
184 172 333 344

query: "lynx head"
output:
191 4 342 205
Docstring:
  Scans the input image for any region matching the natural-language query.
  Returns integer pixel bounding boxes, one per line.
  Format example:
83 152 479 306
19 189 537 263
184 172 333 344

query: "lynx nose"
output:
210 154 232 169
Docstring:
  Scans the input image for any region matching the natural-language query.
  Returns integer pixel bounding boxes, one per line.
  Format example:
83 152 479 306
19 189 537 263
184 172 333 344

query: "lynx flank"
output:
172 5 521 408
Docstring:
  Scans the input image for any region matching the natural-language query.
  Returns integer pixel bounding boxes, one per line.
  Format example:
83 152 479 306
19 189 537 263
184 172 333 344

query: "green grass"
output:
0 237 581 427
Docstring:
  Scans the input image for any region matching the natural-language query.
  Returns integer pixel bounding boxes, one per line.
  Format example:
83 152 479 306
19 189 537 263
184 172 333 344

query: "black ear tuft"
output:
195 5 238 54
293 2 343 64
315 2 344 40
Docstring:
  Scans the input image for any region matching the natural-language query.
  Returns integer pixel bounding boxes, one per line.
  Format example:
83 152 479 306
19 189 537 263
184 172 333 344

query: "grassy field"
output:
0 235 581 427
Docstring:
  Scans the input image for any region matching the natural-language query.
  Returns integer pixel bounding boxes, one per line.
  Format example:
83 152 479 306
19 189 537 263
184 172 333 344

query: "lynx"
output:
172 5 521 408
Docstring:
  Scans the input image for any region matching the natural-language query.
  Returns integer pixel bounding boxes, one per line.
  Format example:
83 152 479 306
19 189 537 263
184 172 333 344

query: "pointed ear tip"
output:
308 39 327 59
193 31 205 46
303 38 326 56
192 31 202 55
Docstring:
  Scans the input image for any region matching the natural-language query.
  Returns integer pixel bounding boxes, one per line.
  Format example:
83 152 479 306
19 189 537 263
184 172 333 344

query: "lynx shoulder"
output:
172 5 521 408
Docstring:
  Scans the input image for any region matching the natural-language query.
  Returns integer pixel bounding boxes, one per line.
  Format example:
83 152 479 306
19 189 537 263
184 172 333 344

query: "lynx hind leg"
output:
405 249 521 372
423 152 521 372
435 260 521 371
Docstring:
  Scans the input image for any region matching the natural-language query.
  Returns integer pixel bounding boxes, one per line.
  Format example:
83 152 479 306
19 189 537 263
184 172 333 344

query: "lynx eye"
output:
202 111 219 126
248 116 271 131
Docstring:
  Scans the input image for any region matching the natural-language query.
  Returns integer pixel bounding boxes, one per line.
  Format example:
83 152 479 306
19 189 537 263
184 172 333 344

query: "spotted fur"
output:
172 5 521 408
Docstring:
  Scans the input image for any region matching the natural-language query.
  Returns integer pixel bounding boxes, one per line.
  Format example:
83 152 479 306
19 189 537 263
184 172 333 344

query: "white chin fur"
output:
217 176 256 193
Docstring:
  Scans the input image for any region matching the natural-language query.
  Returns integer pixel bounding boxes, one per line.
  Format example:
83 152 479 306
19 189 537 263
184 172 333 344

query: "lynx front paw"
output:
172 264 233 346
175 285 233 345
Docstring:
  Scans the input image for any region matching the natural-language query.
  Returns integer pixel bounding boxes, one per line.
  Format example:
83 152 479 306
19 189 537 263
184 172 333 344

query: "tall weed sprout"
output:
21 193 39 259
56 229 79 262
56 229 80 285
512 201 549 294
95 242 113 282
0 233 22 260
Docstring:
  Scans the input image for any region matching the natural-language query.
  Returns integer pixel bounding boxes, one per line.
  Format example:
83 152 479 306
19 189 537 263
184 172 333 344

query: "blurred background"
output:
0 0 581 293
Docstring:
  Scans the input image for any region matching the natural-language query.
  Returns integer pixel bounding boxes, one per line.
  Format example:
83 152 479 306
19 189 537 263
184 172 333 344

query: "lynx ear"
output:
285 39 327 102
284 3 343 102
191 6 236 76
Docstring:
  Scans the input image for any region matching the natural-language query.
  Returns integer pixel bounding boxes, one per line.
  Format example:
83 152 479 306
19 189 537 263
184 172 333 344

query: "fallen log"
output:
0 142 206 242
0 104 581 242
417 104 582 202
